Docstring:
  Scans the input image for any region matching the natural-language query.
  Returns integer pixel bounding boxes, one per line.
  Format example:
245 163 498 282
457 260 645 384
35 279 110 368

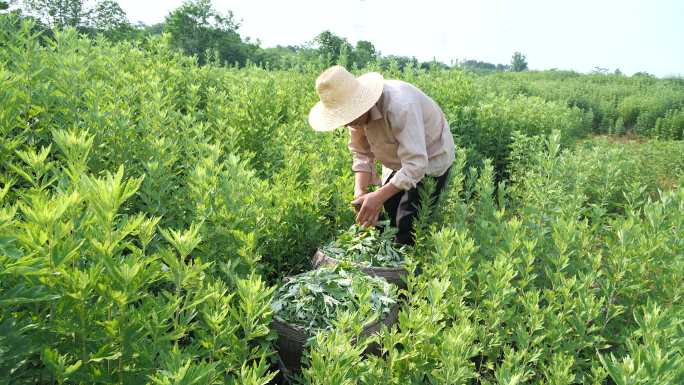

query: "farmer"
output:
308 65 455 245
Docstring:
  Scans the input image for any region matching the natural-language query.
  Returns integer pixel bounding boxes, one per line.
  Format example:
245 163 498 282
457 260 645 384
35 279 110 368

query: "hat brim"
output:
308 72 384 132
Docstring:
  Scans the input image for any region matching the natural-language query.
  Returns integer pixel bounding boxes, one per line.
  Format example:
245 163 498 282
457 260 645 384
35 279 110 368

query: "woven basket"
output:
312 249 408 289
272 302 399 372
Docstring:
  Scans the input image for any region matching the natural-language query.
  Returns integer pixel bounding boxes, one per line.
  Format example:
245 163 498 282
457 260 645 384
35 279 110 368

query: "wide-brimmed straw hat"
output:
308 65 384 132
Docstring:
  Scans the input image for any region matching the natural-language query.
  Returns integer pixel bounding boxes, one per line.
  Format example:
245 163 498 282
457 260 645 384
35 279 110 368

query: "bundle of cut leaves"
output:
320 221 406 267
271 265 397 331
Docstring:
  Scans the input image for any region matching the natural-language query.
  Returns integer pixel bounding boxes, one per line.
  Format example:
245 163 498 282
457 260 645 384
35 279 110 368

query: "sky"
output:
117 0 684 77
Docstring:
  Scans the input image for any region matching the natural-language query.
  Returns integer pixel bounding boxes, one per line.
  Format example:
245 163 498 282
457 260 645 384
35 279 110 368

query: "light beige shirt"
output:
348 79 455 190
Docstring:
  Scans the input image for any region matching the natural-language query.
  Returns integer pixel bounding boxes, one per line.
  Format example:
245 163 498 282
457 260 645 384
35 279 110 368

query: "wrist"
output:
376 182 401 202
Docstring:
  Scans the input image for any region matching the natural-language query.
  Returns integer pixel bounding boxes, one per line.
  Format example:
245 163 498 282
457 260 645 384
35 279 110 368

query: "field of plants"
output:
1 16 683 385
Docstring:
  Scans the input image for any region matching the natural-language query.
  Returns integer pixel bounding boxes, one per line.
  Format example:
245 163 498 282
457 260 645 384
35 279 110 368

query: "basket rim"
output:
313 248 408 273
271 302 399 337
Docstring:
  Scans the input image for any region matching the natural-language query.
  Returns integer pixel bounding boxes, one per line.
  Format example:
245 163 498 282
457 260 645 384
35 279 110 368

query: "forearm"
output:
355 170 401 200
374 180 401 202
354 171 372 197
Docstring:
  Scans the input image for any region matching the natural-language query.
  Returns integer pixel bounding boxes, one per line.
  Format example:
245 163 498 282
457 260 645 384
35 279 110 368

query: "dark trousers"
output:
382 167 451 246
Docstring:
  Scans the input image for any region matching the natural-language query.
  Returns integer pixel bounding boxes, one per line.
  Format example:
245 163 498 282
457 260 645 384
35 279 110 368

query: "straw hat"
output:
308 65 384 132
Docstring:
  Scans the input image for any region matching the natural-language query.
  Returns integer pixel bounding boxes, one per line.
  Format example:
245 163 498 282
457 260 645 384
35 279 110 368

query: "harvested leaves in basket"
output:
320 221 406 267
270 265 397 331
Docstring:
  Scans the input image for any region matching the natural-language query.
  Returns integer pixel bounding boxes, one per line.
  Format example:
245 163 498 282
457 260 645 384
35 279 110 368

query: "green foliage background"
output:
0 15 683 385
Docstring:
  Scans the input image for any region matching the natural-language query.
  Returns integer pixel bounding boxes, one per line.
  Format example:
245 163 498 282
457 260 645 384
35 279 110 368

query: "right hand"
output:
353 171 381 213
353 190 364 214
351 192 384 227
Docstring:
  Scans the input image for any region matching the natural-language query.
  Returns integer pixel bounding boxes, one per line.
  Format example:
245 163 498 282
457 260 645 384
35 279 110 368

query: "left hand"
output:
351 191 384 227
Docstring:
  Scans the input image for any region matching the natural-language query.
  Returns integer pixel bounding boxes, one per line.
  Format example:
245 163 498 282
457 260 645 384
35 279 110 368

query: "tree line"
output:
1 0 528 71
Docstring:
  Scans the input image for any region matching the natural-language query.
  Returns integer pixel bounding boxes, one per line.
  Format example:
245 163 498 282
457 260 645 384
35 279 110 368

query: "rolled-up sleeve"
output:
347 126 375 174
388 103 428 190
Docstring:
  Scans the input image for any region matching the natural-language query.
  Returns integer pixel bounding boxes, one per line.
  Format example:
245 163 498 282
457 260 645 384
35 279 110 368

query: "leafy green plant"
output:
654 108 684 140
1 15 683 385
271 266 397 331
320 222 406 267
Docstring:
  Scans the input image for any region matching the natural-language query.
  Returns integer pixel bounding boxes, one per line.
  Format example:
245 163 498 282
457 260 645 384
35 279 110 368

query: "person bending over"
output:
308 65 455 246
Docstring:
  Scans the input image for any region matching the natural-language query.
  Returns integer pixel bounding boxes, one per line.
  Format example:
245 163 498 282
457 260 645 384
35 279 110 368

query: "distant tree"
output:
592 66 609 74
352 40 377 68
614 68 623 76
463 59 492 71
420 58 449 70
314 30 352 66
89 0 131 40
19 0 134 39
510 51 528 72
311 32 380 68
142 22 163 35
164 0 255 65
21 0 91 29
378 55 418 72
458 59 509 72
91 0 125 29
251 45 303 69
633 71 655 78
0 1 9 11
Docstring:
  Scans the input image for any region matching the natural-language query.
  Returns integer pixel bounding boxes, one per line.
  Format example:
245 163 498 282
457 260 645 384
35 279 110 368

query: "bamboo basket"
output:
272 303 399 373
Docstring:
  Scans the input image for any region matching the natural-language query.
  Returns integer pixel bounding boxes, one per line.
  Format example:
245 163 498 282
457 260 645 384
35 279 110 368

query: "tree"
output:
312 32 381 68
0 1 9 11
19 0 134 38
252 45 300 69
352 40 377 68
91 0 126 30
420 57 449 71
464 59 496 71
510 51 528 72
378 55 419 72
164 0 255 66
21 0 91 29
313 30 352 66
633 71 655 78
89 0 131 40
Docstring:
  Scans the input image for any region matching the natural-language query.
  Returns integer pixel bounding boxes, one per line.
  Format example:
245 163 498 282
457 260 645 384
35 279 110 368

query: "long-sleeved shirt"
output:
347 79 455 190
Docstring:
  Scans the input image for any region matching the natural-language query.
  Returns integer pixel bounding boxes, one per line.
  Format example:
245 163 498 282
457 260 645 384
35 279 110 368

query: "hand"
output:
351 191 384 227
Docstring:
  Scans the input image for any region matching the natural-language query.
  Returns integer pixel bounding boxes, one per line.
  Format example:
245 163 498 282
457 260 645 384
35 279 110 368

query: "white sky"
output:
118 0 684 77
